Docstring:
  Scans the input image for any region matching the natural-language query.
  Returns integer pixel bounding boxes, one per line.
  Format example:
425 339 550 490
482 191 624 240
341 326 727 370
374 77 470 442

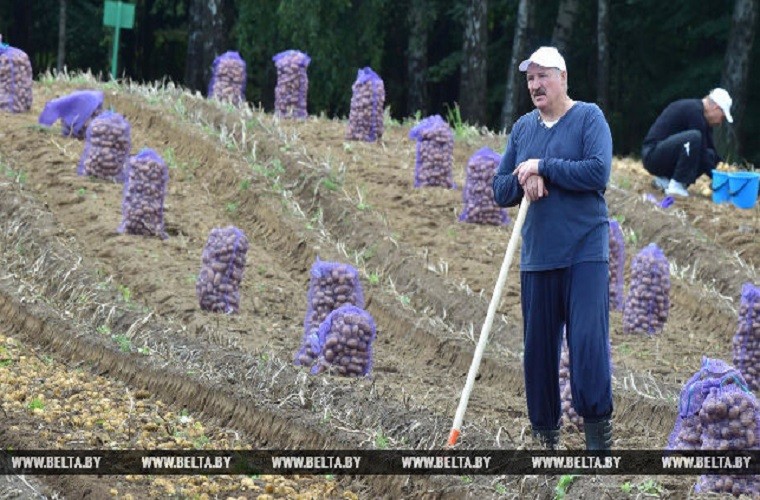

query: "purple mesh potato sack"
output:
560 328 613 432
698 376 760 450
559 335 582 431
294 259 365 369
310 304 377 377
622 243 670 335
695 476 760 498
667 357 745 451
273 50 310 119
694 376 760 496
732 283 760 391
0 43 33 113
77 111 131 182
196 227 249 314
459 147 508 225
208 51 247 106
608 219 625 311
118 148 169 239
38 90 104 139
409 115 456 189
346 67 385 142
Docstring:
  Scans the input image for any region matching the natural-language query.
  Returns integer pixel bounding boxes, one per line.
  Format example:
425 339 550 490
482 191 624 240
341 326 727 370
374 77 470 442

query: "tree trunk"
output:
717 0 758 161
133 0 156 81
501 0 532 132
56 0 66 72
459 0 488 125
185 0 231 94
596 0 610 113
407 0 430 116
185 0 205 92
204 0 229 85
551 0 579 54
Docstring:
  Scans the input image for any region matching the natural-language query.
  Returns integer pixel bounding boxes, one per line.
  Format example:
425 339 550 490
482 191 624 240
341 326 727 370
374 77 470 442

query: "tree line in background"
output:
1 0 758 166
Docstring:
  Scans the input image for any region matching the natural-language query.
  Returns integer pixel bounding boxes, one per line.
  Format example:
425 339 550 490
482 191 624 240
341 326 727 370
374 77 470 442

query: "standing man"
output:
492 46 613 451
641 88 732 197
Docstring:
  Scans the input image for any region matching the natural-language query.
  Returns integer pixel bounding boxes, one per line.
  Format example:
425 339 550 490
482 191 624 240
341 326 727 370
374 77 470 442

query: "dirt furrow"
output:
0 161 484 498
0 329 356 499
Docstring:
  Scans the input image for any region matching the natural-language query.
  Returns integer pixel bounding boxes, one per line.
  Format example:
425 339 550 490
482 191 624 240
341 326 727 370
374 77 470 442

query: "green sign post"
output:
103 1 135 79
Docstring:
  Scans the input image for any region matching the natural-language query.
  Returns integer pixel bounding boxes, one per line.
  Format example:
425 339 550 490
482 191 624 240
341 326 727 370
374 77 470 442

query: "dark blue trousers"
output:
521 262 613 431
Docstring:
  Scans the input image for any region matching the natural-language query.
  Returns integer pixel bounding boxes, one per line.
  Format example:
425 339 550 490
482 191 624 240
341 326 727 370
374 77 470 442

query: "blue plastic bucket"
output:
711 170 730 203
728 171 760 209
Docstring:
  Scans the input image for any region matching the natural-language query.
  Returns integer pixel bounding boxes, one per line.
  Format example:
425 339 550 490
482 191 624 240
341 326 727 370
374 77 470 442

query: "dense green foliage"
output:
1 0 758 165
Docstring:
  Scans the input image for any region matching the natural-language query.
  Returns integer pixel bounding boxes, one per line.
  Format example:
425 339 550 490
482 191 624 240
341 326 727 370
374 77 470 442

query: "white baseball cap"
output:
709 88 733 123
519 46 566 72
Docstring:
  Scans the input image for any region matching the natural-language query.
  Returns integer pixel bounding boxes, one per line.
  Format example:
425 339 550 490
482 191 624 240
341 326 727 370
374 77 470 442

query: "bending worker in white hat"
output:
641 88 733 197
493 46 614 451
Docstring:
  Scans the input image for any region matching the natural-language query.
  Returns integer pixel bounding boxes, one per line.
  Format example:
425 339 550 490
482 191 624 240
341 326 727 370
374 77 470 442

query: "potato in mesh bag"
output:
559 329 613 432
559 336 582 431
117 149 169 239
77 111 131 182
272 50 310 119
459 147 508 225
409 115 456 189
310 304 376 377
196 226 248 314
667 357 744 451
346 67 385 142
694 378 760 496
294 259 364 369
608 219 625 311
732 283 760 391
695 476 760 498
208 51 246 106
0 43 33 113
622 243 670 334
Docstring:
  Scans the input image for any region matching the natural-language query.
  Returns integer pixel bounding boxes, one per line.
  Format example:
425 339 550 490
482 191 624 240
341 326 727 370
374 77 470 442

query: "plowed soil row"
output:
0 330 355 499
0 76 756 497
0 180 450 497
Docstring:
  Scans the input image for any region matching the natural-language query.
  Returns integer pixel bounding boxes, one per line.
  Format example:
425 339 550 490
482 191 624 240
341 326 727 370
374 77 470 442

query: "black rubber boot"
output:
532 429 560 450
584 419 612 451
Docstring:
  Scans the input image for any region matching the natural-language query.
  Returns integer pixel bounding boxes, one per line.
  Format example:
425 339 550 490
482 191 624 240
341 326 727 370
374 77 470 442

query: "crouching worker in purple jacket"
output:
492 46 614 451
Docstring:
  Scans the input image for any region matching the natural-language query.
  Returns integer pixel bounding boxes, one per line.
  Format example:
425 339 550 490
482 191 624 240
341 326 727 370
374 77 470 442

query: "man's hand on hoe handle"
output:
515 159 548 201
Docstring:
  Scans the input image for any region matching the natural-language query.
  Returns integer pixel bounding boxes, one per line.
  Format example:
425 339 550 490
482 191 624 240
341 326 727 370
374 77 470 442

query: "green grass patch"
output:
368 271 380 286
374 430 389 449
117 284 132 302
163 146 199 180
320 176 340 191
2 162 27 184
554 474 576 499
28 398 45 411
444 103 480 140
112 334 132 353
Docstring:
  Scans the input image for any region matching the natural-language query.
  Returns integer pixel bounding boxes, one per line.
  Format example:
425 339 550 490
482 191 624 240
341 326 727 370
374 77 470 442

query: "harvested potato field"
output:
0 74 758 498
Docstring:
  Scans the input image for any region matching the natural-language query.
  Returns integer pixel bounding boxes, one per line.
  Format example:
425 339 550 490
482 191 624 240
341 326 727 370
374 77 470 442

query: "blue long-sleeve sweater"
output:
493 102 612 271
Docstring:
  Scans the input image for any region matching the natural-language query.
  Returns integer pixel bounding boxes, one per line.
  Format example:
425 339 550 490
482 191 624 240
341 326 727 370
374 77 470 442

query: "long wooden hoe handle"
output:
447 196 530 447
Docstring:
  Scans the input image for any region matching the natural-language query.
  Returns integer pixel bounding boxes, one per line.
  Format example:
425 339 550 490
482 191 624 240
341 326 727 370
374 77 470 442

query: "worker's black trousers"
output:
642 129 703 186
